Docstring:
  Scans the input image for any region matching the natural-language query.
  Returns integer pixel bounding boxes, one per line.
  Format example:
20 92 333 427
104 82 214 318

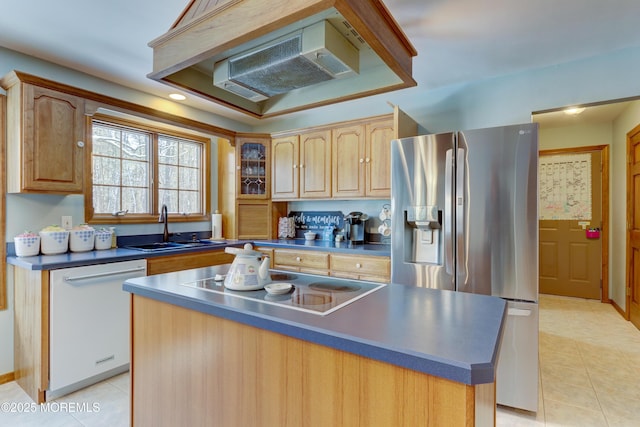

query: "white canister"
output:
94 230 113 250
14 234 40 257
69 228 95 252
39 230 70 255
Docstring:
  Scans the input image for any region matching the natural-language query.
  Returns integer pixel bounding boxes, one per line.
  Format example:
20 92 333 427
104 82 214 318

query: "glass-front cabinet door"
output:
236 135 270 199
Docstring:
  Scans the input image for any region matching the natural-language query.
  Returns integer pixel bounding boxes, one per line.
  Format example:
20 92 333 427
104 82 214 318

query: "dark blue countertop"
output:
5 242 235 270
123 265 506 385
7 247 150 270
7 239 389 270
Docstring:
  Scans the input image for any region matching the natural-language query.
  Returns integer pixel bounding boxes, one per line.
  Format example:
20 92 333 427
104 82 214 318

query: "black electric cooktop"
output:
180 270 385 315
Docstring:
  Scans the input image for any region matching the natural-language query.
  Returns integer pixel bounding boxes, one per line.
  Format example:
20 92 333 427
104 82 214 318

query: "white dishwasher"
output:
49 259 147 397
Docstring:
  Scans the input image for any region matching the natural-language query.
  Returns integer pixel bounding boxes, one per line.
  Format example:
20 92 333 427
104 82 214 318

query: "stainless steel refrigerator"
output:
391 123 539 412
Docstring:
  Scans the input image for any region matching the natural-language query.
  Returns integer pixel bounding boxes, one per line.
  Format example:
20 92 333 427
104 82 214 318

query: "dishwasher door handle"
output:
63 266 146 282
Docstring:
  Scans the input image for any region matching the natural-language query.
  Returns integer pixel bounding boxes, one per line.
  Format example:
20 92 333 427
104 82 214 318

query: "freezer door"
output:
391 134 456 290
496 301 539 412
455 123 539 301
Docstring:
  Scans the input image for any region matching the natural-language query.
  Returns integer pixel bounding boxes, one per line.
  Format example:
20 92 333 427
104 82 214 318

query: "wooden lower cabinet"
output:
146 249 234 275
131 296 495 427
11 249 235 404
272 248 329 275
330 253 390 283
272 249 390 282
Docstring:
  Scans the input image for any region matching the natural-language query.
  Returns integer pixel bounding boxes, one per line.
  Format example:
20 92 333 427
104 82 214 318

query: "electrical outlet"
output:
61 216 72 229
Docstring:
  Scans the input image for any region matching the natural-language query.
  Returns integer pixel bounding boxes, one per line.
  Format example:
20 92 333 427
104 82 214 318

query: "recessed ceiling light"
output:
564 107 585 115
169 93 186 101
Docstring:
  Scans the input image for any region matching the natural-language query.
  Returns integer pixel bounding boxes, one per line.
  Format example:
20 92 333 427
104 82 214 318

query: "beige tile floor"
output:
1 294 639 426
498 294 640 427
0 371 129 426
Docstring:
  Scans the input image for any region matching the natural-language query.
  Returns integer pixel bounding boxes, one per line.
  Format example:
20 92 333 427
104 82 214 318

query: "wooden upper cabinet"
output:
272 130 331 200
299 129 331 198
332 124 366 198
1 72 85 193
365 117 394 198
333 117 394 199
271 109 416 201
236 135 270 199
272 135 299 199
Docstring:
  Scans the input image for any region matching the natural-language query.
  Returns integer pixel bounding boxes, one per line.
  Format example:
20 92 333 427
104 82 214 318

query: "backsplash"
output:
287 199 391 243
5 193 208 243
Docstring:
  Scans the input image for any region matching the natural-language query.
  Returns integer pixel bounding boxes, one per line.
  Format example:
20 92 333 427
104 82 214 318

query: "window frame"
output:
84 113 211 224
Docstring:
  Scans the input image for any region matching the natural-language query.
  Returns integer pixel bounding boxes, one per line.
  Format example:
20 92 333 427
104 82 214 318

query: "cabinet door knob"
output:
365 158 370 163
300 164 305 168
356 263 362 269
296 257 301 262
293 164 297 169
359 158 364 163
77 141 85 148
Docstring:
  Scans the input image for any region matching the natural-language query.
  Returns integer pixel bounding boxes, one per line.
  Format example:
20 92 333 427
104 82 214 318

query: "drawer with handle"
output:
330 254 390 277
273 249 329 270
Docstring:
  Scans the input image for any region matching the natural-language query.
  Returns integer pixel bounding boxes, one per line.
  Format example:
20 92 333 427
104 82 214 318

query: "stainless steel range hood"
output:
148 0 417 119
213 20 359 101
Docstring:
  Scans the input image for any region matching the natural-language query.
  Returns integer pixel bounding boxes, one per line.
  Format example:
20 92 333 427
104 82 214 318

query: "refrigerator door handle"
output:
444 149 454 275
456 147 467 281
507 308 533 316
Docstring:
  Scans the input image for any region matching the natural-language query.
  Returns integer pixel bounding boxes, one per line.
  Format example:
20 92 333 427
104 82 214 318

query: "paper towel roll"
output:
212 212 223 239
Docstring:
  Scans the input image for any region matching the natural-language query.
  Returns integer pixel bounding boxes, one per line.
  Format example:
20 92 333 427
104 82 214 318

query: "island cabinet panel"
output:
146 249 234 275
131 296 494 427
1 71 86 194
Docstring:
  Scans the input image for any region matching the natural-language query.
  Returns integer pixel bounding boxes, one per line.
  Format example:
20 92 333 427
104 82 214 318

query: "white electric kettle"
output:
224 243 271 291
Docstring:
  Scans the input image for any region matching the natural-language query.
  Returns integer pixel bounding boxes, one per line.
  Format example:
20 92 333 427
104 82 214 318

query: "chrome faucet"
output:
159 204 169 242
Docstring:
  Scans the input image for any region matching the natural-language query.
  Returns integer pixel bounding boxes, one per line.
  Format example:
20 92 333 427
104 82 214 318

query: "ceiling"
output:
1 0 640 127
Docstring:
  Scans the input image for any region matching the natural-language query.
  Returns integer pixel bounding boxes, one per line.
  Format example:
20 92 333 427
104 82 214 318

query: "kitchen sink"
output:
124 240 224 252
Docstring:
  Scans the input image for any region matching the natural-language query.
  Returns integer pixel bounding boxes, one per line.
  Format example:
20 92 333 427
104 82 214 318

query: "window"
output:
86 114 210 223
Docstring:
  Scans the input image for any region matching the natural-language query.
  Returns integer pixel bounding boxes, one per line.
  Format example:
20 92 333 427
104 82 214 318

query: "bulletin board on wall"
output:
539 152 592 220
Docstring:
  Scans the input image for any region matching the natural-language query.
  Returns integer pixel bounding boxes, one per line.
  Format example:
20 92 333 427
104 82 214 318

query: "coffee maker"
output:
344 212 368 244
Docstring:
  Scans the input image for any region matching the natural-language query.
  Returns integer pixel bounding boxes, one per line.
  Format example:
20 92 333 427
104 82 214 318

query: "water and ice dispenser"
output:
405 205 442 264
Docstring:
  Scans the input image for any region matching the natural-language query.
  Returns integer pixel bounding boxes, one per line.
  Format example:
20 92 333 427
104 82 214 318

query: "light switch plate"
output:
61 216 72 229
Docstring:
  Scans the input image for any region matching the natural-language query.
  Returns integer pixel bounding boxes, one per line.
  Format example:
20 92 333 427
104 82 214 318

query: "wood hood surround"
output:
148 0 417 119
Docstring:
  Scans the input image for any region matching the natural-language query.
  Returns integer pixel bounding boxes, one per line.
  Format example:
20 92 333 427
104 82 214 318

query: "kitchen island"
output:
124 265 506 427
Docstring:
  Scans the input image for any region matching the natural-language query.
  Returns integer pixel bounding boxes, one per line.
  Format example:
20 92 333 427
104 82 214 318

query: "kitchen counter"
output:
6 239 389 271
7 247 151 270
124 264 505 426
123 264 504 385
